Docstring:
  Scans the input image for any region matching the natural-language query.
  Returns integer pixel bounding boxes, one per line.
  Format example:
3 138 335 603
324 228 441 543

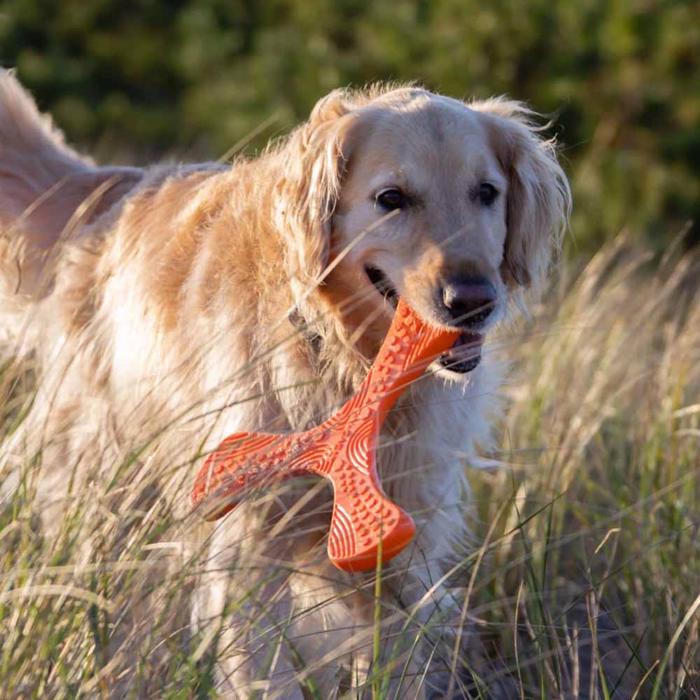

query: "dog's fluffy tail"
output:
0 68 94 215
0 69 140 348
0 68 91 347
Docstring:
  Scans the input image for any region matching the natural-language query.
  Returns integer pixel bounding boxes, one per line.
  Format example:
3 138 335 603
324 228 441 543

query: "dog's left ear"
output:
476 100 571 292
275 90 357 294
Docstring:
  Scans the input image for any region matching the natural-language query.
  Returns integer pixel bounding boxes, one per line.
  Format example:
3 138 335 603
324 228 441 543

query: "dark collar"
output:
288 307 323 355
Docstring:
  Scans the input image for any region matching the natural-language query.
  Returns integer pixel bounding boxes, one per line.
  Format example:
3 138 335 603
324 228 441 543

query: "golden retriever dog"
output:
0 70 570 697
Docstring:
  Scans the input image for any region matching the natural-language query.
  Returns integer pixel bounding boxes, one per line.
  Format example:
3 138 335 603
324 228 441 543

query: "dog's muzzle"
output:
365 265 486 374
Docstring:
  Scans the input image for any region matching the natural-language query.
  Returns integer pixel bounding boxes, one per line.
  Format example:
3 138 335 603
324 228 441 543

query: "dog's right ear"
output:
274 89 357 296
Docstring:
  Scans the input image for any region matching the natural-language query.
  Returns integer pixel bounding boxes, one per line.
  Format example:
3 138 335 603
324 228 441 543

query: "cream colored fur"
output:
0 70 570 697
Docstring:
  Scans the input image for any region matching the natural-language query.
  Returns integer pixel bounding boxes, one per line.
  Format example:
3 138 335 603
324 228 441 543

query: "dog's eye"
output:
376 188 406 211
478 183 499 206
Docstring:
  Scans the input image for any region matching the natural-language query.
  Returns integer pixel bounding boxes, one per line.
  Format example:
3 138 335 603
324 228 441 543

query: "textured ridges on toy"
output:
327 466 416 572
191 299 459 571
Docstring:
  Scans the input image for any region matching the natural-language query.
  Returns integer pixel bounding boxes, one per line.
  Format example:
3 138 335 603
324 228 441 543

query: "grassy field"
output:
1 233 699 698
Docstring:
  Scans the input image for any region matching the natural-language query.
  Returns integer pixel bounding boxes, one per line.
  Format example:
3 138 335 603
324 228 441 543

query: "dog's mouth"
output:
364 265 483 374
438 332 483 374
364 265 399 308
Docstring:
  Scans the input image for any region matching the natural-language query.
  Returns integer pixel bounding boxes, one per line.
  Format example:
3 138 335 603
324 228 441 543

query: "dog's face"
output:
281 88 570 377
334 95 511 374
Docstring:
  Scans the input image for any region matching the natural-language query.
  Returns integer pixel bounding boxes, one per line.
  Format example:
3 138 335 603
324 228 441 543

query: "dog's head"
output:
277 86 570 377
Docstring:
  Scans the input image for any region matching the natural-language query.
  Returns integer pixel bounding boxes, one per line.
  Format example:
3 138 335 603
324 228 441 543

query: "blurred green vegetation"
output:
0 0 698 252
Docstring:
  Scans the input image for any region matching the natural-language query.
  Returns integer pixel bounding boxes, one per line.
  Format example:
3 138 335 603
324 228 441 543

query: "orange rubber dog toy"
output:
191 299 459 572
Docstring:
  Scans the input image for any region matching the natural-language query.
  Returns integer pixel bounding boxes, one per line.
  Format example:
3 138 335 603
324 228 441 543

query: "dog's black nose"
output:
441 277 497 326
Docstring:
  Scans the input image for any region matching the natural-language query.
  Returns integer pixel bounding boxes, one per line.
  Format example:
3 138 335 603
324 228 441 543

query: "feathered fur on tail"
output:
0 69 140 347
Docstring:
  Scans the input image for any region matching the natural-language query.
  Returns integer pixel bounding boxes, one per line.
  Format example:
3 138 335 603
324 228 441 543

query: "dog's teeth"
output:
440 332 484 373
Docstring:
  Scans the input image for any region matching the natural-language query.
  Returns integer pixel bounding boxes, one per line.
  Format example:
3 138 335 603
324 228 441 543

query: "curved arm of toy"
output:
190 432 283 519
356 300 460 424
327 464 416 571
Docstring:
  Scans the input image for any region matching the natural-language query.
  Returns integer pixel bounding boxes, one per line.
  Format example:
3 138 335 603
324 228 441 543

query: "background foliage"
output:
1 0 699 253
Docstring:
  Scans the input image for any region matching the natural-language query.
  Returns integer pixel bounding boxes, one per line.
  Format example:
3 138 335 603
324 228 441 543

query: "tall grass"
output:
1 234 698 698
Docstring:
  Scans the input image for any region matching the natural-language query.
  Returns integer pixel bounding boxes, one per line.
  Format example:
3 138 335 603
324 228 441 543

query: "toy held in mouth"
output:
191 299 460 572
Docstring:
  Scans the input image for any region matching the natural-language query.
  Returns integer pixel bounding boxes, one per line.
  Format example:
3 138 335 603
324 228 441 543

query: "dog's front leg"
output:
191 510 311 700
379 540 481 699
